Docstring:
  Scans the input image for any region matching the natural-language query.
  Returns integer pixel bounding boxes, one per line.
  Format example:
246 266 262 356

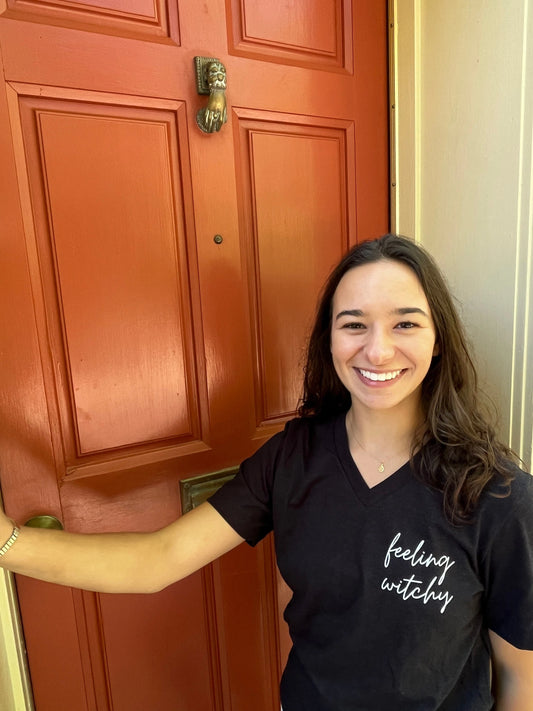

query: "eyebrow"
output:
334 307 430 320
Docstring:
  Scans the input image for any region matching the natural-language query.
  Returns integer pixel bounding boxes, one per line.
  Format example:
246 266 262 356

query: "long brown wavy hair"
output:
299 234 518 523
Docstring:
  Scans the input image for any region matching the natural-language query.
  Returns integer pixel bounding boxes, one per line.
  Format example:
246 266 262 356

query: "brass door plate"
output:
180 467 238 514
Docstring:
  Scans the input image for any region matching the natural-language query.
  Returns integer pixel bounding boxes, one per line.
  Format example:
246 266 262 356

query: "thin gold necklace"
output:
351 433 411 474
351 433 386 472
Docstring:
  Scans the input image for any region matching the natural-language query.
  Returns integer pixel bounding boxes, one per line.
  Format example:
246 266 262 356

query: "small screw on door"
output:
213 234 223 244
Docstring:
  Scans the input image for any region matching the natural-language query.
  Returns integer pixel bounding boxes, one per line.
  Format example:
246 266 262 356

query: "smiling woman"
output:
330 260 438 427
0 235 532 711
209 235 533 710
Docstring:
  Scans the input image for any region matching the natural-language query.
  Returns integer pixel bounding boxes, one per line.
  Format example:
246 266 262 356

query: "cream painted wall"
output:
393 0 533 467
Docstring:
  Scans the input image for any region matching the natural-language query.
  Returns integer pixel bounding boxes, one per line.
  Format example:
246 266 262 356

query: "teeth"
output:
359 368 402 382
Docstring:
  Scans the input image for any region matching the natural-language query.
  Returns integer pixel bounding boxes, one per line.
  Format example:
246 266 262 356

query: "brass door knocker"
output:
194 56 228 134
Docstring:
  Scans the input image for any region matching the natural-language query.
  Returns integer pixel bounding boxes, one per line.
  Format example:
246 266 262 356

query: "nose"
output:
365 327 395 365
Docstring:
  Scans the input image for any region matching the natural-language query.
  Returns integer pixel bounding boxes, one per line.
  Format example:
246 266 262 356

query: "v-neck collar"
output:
333 413 414 505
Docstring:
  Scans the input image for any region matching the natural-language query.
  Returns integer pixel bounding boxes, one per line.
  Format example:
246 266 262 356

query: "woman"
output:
1 234 532 709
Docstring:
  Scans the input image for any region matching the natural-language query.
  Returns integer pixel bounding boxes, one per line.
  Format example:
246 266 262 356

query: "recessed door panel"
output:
227 0 352 70
16 92 204 459
2 0 179 40
98 578 218 711
235 111 353 425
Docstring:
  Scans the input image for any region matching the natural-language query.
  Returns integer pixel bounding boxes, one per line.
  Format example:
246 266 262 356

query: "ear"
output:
432 341 440 356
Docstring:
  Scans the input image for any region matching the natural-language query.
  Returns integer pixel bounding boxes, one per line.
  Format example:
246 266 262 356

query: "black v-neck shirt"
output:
209 415 533 710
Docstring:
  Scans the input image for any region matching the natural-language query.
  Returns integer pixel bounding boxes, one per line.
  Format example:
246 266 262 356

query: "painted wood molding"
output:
509 0 533 467
0 566 34 710
389 0 421 240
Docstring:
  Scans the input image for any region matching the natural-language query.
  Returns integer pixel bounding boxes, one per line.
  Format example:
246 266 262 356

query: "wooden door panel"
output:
2 0 180 41
13 87 208 465
14 579 90 710
226 0 352 71
98 579 217 711
235 111 353 426
212 539 281 711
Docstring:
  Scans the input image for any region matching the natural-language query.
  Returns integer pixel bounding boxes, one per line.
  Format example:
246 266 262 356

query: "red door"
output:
0 1 389 708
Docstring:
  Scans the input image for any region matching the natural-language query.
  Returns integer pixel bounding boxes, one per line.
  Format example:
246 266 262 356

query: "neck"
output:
345 401 422 452
345 405 421 486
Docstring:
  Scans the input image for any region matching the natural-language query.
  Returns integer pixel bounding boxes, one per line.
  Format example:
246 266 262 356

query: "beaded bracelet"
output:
0 521 20 557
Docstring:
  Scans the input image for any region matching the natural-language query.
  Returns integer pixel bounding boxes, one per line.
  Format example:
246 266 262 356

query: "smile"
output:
358 368 403 382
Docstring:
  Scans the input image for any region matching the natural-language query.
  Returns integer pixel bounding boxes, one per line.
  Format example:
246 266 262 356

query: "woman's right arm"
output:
0 502 244 594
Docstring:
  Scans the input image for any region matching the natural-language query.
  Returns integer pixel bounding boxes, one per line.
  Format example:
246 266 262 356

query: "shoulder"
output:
481 465 533 519
508 466 533 503
479 467 533 650
271 414 339 447
249 414 337 465
475 465 533 562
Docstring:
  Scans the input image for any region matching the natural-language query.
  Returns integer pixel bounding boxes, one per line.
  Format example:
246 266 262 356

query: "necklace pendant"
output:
378 462 385 473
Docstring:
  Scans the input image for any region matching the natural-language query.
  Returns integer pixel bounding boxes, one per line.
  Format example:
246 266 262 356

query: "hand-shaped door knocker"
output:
194 56 228 134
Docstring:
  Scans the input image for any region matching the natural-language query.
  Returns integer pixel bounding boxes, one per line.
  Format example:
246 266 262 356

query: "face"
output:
330 259 438 417
207 63 226 89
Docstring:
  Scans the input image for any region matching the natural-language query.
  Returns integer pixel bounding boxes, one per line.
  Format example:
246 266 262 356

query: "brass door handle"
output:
25 515 64 530
194 56 227 133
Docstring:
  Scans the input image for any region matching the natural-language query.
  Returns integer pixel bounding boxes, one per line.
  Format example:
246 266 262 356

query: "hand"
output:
197 90 227 133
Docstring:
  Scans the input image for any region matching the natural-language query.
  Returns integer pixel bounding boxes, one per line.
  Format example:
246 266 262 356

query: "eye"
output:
341 321 365 330
396 321 418 329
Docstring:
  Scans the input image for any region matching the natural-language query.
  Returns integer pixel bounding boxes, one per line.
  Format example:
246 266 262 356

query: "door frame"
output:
0 492 34 711
0 2 414 706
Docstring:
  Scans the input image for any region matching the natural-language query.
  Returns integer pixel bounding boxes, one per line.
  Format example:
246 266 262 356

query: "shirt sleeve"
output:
480 471 533 649
208 427 287 546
